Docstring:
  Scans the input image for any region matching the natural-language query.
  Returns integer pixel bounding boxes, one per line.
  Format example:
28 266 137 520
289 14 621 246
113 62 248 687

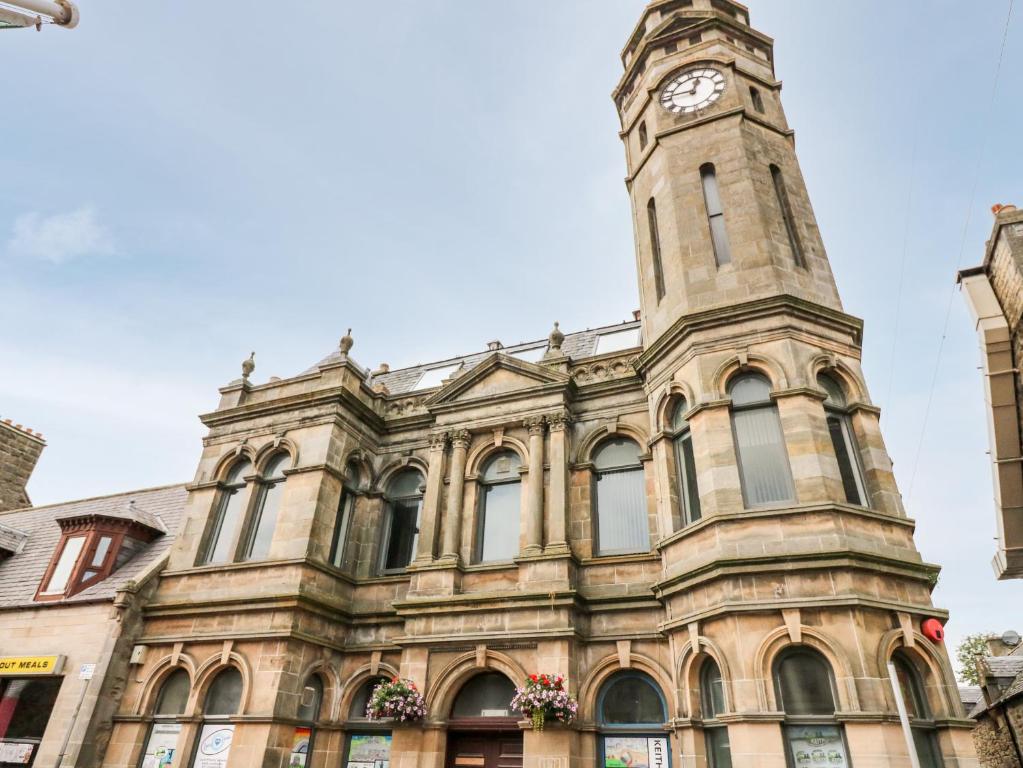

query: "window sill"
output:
581 552 660 566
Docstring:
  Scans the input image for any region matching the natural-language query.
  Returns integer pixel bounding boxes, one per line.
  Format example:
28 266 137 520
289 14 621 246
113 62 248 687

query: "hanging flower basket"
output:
511 674 578 732
366 677 427 722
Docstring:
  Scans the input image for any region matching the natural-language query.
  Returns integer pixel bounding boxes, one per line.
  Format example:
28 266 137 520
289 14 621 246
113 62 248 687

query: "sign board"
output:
785 725 849 767
345 733 391 768
195 723 234 768
79 663 97 680
140 723 182 768
0 656 64 676
603 736 670 768
0 742 34 765
288 726 311 768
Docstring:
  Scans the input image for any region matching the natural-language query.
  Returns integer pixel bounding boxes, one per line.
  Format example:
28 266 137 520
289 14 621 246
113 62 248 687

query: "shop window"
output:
597 672 671 767
592 438 649 556
191 668 243 768
700 660 731 768
892 652 943 768
329 462 361 570
379 470 424 574
475 451 521 563
729 374 795 507
451 673 517 719
671 399 701 527
202 459 253 565
0 676 63 766
344 678 392 768
774 648 850 768
139 669 190 768
241 453 290 561
817 374 868 507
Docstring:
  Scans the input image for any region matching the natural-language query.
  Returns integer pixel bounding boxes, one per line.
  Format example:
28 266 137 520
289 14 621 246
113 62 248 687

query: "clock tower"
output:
615 0 843 345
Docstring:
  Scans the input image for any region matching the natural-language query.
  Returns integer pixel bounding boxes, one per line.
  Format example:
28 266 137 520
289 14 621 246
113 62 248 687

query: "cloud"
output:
7 206 115 264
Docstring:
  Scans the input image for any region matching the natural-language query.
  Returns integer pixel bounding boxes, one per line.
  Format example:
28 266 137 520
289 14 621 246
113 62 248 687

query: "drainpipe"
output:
0 0 78 28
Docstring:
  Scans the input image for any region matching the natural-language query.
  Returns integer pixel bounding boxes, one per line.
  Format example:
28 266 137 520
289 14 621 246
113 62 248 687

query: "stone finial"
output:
548 321 565 353
339 328 354 355
241 352 255 381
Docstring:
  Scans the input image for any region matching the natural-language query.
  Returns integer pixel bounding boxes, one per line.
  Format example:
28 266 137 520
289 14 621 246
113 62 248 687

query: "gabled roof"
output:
0 484 187 609
424 353 573 408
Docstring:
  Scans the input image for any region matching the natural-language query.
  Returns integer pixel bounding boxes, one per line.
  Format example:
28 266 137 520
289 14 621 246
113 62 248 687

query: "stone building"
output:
965 636 1023 767
99 2 976 767
959 204 1023 580
0 418 45 512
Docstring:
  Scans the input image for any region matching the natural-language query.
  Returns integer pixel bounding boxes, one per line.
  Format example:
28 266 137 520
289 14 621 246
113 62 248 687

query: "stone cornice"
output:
200 384 384 432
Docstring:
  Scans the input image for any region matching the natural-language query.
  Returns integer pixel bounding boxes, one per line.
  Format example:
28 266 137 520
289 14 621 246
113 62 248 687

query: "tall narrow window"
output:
818 374 868 507
203 459 252 565
775 648 850 767
749 86 765 112
770 164 806 268
330 462 361 569
294 675 324 767
597 672 670 767
671 399 701 527
475 451 521 563
140 669 189 768
193 668 243 768
638 121 649 149
593 438 649 556
242 453 290 561
41 536 86 594
892 653 943 768
380 470 424 573
344 678 393 768
647 198 666 301
701 164 732 265
729 374 794 507
701 660 731 768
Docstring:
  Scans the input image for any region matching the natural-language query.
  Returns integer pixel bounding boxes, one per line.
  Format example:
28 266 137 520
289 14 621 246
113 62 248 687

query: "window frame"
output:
596 671 673 768
239 453 291 562
770 164 807 269
773 648 851 768
138 669 190 768
818 375 869 508
891 652 943 768
377 471 425 575
473 452 523 565
200 460 254 566
669 399 701 528
700 163 732 266
648 197 666 302
591 438 650 557
188 667 243 768
728 374 796 508
700 659 731 768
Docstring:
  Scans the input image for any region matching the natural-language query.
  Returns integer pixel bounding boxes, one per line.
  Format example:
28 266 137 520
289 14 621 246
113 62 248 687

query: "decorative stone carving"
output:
449 429 471 449
339 328 354 355
524 416 546 436
241 352 255 381
429 432 449 451
547 412 573 432
545 321 565 357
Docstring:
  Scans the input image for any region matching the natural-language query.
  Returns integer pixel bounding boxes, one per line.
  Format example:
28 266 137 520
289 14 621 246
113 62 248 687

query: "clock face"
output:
660 68 727 114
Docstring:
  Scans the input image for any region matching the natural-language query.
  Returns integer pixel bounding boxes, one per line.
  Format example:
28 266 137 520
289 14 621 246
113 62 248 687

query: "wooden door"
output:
446 732 523 768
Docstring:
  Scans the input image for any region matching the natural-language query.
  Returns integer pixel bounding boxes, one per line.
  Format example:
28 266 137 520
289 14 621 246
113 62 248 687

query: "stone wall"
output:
972 700 1023 768
0 419 45 511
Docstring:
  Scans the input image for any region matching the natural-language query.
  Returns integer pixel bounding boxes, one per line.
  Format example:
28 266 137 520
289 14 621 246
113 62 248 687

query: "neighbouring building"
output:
959 204 1023 580
0 484 186 767
0 418 45 513
966 634 1023 767
73 1 979 767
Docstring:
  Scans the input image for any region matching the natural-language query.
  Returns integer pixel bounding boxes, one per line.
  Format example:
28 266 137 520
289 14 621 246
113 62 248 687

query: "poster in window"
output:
785 725 849 766
140 723 183 768
603 736 670 768
288 726 311 767
0 742 34 765
195 723 235 768
345 733 391 768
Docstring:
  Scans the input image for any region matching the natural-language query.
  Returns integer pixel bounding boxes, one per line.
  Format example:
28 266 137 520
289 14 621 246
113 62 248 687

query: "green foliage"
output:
956 633 996 685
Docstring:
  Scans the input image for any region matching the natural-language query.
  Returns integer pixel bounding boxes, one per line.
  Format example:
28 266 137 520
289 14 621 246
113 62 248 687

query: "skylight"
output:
594 327 642 355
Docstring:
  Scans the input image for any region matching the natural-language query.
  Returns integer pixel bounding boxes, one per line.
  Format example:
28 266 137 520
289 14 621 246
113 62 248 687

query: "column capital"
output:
546 412 574 433
429 432 449 451
524 416 547 436
449 429 472 449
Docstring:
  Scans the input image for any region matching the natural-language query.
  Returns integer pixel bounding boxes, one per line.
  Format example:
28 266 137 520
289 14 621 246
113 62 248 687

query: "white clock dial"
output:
660 68 727 114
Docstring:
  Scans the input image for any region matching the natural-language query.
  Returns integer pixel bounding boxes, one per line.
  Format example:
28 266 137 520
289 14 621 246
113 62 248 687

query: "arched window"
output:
475 451 521 563
774 648 850 766
379 470 424 573
330 461 362 569
648 198 666 302
293 675 324 767
770 164 806 268
203 459 253 564
194 668 243 768
451 673 517 720
639 121 649 149
892 652 943 768
749 86 765 112
671 399 701 527
729 374 794 507
139 669 189 767
818 374 868 507
592 438 649 556
344 678 392 768
701 163 732 266
700 659 731 768
242 453 290 561
597 672 670 767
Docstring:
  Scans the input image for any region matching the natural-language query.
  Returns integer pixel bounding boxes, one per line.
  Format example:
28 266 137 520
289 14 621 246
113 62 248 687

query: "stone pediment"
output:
424 354 572 408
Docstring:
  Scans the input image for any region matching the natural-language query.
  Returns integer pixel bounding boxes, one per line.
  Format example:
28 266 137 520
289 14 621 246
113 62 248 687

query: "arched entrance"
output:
445 673 522 768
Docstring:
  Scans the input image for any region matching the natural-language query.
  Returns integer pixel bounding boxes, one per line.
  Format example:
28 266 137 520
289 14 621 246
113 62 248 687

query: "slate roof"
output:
304 319 643 396
968 656 1023 719
986 656 1023 677
958 685 982 707
0 484 187 609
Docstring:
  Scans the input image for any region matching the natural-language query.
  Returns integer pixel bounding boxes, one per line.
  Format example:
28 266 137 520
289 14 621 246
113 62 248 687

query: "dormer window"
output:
40 536 86 595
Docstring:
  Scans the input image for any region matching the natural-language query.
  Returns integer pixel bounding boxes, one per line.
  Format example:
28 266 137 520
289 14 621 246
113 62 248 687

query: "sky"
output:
1 1 1021 664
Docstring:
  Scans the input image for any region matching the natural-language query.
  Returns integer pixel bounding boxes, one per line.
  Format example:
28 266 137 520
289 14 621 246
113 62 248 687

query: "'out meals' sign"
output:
0 656 65 675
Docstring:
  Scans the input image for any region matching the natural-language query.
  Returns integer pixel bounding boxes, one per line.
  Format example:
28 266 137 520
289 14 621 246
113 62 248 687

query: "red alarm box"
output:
922 618 945 643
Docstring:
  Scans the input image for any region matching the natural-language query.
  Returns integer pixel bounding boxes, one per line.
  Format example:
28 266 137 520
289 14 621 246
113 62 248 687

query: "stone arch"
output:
191 651 253 716
755 626 860 712
132 653 198 716
253 438 299 475
296 658 343 722
376 457 430 494
711 353 790 399
426 649 527 721
676 637 734 719
340 448 375 492
877 630 959 719
466 436 529 478
654 379 699 433
338 663 400 722
808 354 870 404
575 422 651 465
211 444 258 483
577 652 677 723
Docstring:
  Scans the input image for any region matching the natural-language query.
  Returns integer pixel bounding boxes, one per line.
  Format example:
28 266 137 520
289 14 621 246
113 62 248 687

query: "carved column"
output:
546 412 572 553
441 430 471 561
415 432 448 563
524 417 546 554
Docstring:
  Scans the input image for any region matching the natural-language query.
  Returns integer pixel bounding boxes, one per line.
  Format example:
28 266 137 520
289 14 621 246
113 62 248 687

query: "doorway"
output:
446 731 523 768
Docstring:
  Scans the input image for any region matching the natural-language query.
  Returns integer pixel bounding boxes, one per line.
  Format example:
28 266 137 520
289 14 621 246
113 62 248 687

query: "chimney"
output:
0 418 46 512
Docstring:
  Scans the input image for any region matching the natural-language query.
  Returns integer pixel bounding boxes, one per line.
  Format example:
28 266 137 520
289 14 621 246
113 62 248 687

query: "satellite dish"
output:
1002 630 1021 647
